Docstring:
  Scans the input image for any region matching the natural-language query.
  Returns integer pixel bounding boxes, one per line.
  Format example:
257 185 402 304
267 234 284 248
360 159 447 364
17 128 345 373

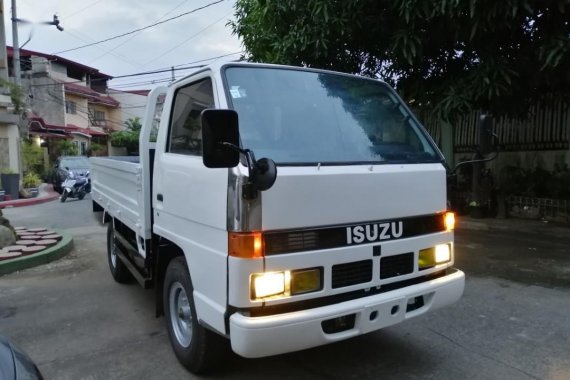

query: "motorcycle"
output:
61 170 90 203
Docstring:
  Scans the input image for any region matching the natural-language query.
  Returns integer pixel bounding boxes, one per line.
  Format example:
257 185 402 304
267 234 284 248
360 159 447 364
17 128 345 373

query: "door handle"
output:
157 193 163 202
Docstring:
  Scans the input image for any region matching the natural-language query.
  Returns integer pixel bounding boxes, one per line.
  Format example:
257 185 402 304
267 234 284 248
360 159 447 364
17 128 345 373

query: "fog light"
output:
251 271 290 299
291 268 322 295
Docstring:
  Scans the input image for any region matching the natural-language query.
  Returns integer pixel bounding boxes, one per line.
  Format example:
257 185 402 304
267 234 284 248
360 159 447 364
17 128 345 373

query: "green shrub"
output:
21 140 44 174
23 172 41 188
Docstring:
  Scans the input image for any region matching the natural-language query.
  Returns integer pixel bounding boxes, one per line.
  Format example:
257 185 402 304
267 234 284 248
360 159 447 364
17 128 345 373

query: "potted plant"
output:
1 168 20 200
22 172 41 198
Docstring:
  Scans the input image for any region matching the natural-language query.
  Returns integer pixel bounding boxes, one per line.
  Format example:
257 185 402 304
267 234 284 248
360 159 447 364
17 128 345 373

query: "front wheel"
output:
60 191 68 203
163 257 226 374
106 222 132 283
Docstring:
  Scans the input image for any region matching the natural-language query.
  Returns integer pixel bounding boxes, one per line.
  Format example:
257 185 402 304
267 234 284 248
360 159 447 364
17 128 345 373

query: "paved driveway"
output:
1 199 569 379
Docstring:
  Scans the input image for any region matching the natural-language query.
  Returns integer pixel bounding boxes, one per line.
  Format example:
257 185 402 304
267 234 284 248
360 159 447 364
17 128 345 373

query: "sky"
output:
3 0 243 90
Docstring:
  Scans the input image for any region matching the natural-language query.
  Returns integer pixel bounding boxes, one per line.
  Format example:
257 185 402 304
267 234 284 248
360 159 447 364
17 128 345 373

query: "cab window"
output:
168 78 214 156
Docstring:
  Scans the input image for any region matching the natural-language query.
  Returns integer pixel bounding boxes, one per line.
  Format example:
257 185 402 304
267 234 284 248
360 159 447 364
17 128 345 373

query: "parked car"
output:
0 335 43 379
52 156 90 194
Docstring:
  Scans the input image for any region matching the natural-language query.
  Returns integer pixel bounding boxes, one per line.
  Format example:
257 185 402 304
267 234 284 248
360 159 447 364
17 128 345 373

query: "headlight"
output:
419 244 452 270
251 271 289 299
251 268 323 300
435 244 451 263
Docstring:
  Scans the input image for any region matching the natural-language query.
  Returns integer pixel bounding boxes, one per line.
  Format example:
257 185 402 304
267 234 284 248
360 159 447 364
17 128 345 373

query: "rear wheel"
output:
107 222 132 283
163 257 226 374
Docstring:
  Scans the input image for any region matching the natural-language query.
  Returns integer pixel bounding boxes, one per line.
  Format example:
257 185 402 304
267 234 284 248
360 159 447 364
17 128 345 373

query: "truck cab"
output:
91 62 464 374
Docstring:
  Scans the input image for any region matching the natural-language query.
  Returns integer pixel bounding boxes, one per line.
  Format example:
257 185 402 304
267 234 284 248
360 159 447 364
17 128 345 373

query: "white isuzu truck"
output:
91 62 464 373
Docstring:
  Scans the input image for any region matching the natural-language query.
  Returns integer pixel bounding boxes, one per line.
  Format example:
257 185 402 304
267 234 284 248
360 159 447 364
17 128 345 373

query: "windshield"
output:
61 157 90 169
224 66 440 165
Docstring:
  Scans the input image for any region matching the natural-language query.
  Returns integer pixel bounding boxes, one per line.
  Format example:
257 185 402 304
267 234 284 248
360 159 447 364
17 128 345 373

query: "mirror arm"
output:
220 142 259 199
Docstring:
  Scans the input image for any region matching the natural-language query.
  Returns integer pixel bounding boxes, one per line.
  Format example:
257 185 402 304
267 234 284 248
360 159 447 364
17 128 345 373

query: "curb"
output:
0 193 60 208
0 184 59 209
0 230 74 276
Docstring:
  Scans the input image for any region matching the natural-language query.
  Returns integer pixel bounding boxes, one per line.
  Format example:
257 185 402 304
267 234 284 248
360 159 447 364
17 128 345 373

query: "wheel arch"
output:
154 236 186 317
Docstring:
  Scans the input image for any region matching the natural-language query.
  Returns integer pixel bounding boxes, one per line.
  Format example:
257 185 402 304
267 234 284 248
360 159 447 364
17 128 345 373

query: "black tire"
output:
163 257 227 374
60 191 68 203
107 222 132 283
78 191 85 200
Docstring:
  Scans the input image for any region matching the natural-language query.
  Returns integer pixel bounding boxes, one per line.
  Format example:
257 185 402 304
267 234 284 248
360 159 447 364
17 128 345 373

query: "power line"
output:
88 0 192 64
139 11 232 68
26 51 243 88
62 0 105 20
65 29 139 68
52 0 225 55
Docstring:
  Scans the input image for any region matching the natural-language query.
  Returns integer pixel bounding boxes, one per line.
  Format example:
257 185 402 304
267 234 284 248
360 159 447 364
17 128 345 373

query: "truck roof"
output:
171 61 388 87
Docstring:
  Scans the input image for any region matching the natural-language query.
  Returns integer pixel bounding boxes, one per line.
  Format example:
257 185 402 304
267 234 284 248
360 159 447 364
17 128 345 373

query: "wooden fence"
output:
419 98 570 152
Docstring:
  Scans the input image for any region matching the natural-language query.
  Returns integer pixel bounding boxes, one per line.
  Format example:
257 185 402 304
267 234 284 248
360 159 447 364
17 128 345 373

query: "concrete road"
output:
1 199 569 379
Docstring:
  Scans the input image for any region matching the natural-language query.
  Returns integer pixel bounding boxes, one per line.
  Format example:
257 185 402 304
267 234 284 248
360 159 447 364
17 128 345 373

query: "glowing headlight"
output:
435 244 451 263
251 271 290 299
419 243 452 270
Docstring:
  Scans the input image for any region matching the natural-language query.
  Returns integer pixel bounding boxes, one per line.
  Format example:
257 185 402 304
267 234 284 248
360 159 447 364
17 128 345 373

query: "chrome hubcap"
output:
169 282 192 347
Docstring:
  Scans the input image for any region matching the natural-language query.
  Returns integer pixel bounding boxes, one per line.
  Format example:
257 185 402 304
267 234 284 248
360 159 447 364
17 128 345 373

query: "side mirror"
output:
201 109 240 168
253 158 277 191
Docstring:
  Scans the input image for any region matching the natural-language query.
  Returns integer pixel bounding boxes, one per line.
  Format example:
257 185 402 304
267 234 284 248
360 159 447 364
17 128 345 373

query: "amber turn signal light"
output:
228 232 264 258
445 212 455 231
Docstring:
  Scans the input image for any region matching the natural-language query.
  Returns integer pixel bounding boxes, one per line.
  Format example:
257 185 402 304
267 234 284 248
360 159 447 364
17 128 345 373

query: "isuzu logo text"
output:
346 222 403 244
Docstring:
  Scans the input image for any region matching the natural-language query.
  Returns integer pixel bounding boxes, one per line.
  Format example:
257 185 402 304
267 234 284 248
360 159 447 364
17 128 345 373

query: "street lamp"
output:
11 0 64 86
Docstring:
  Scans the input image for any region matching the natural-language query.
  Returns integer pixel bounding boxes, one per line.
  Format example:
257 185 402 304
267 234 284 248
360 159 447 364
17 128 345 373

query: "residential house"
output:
7 46 122 161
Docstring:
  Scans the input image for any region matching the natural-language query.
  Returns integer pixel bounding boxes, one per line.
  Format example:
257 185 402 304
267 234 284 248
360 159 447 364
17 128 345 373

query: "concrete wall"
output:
0 124 20 172
106 107 122 132
23 76 65 126
49 62 87 84
108 90 147 128
64 93 88 128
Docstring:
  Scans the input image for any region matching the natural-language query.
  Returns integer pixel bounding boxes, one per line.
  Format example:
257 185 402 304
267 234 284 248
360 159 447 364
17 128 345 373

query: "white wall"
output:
108 90 148 128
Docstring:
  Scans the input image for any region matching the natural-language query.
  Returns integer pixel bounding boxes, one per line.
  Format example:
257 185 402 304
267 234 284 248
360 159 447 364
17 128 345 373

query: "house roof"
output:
7 46 113 80
123 89 150 96
28 114 108 137
64 82 120 107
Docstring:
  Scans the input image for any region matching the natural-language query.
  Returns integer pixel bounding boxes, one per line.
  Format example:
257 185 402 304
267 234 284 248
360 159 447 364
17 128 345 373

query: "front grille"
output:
332 260 373 289
380 252 414 279
265 231 320 254
263 214 446 255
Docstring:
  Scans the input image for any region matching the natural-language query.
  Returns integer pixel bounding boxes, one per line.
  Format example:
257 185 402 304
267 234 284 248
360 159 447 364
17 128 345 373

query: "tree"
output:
231 0 570 119
55 140 79 156
110 117 142 155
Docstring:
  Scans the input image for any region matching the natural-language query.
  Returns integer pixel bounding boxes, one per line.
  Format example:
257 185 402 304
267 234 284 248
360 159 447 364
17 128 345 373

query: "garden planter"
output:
1 173 20 200
26 187 39 198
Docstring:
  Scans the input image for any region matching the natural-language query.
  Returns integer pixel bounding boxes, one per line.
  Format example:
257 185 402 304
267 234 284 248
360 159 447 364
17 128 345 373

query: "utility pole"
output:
0 0 10 81
11 0 20 85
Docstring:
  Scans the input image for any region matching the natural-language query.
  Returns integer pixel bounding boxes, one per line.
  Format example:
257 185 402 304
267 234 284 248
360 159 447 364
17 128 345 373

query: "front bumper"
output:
230 268 465 358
